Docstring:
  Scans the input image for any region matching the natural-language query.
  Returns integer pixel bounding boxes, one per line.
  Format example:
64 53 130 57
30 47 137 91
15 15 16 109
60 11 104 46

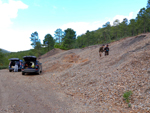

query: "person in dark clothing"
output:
99 45 105 57
104 44 109 56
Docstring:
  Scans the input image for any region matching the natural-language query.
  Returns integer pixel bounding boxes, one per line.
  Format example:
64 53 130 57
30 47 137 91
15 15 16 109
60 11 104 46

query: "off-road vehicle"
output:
22 56 42 75
9 58 23 72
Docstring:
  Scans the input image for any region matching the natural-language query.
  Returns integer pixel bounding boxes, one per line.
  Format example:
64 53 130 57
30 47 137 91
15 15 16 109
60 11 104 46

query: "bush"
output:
123 91 132 107
0 66 8 70
54 43 70 50
54 44 61 48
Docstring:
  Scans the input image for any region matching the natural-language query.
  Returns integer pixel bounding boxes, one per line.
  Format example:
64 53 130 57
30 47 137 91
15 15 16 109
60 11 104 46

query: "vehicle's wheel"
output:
37 70 40 75
9 70 11 72
22 72 25 75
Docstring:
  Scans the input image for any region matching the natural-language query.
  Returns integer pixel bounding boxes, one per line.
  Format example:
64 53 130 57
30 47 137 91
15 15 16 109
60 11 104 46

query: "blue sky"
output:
0 0 148 52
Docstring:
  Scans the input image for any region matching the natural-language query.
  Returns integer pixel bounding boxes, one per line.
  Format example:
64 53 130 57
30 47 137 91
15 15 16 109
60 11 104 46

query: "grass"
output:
0 66 8 70
123 91 132 107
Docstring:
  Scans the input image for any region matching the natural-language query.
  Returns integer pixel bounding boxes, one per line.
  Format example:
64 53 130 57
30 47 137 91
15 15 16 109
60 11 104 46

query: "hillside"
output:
39 33 150 112
0 48 10 53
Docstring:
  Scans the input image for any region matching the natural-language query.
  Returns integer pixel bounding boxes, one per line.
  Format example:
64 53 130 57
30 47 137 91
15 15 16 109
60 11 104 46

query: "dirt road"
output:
0 69 73 113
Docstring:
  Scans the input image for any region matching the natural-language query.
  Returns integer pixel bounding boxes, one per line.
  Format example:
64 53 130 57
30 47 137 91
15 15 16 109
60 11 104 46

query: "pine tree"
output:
147 0 150 9
43 34 55 52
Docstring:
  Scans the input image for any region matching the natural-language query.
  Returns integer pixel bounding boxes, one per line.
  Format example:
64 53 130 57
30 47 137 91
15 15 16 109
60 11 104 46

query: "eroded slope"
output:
39 33 150 112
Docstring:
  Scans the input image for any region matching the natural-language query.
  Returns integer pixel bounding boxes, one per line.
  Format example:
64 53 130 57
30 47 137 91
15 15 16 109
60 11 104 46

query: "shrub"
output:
54 44 61 48
0 66 8 70
123 91 132 107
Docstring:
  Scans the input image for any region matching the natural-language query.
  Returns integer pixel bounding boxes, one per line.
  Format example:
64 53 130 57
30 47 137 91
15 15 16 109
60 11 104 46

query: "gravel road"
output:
0 69 73 113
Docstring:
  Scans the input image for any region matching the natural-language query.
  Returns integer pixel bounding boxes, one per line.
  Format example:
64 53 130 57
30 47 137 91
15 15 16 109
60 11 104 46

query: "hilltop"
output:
38 33 150 112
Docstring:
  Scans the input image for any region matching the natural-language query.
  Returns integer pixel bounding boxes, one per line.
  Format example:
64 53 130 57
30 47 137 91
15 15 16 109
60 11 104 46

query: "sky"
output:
0 0 148 52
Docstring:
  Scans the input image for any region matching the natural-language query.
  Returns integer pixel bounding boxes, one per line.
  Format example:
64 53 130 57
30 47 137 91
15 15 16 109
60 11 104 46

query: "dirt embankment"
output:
39 33 150 112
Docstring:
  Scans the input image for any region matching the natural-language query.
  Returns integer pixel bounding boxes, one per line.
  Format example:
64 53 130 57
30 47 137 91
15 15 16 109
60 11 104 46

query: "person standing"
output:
99 45 105 57
104 44 109 56
14 61 18 72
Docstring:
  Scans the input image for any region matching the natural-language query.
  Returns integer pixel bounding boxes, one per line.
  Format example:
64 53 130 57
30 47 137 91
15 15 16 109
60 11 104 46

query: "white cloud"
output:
0 0 28 52
109 12 134 25
0 29 32 52
0 0 28 29
60 21 104 36
0 28 56 52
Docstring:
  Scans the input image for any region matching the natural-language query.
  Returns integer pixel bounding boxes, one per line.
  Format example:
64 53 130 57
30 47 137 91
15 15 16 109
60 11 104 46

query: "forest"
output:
0 0 150 69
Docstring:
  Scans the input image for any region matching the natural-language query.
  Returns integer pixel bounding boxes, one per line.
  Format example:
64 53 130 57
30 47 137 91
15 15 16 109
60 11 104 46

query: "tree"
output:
113 19 120 39
129 19 136 36
103 22 110 28
35 41 42 50
43 34 55 52
76 35 84 48
62 28 76 49
102 22 111 42
147 0 150 9
34 41 42 57
30 31 40 48
146 8 150 32
122 18 128 36
113 19 120 26
54 28 64 45
85 30 91 46
136 8 147 33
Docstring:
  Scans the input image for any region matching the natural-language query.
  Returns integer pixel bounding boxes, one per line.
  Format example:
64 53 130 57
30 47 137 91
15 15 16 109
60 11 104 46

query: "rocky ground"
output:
39 33 150 112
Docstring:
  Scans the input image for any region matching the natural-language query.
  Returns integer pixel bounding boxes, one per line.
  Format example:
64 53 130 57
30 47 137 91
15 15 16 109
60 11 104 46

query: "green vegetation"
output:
61 28 76 49
0 49 9 69
43 34 55 52
0 0 150 69
0 66 8 70
0 48 46 69
123 91 132 107
30 31 40 48
54 28 64 45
